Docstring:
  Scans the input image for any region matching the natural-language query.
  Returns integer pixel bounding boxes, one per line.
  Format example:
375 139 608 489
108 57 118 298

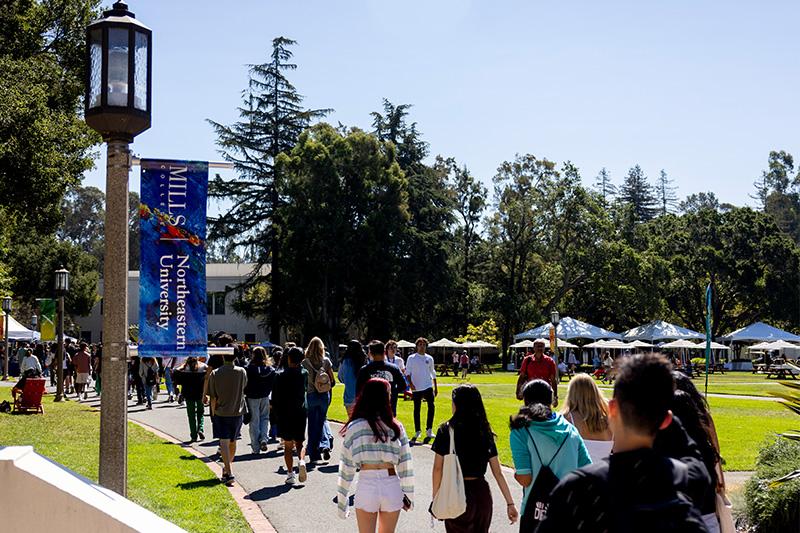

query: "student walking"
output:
510 379 591 532
459 352 469 379
245 347 276 454
72 343 92 400
301 337 336 462
272 347 309 485
561 373 613 462
405 337 437 442
336 378 413 532
431 384 518 532
356 341 406 416
516 340 558 406
537 353 711 533
139 357 160 409
338 340 367 416
206 351 248 485
173 356 208 441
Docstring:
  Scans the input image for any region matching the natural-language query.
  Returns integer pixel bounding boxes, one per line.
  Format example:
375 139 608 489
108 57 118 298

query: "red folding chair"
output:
13 377 46 414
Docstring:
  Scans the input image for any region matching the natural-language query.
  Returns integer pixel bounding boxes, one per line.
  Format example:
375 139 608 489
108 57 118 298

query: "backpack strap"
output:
524 426 570 467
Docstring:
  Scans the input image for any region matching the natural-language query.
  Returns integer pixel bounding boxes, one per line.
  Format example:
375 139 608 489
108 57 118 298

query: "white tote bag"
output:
431 425 467 520
716 492 735 533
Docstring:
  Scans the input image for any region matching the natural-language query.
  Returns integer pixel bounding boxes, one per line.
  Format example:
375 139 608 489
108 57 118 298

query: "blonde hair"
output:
562 373 609 434
305 337 325 366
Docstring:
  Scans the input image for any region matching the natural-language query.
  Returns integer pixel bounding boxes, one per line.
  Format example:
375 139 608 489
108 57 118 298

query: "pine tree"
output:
593 167 616 204
618 164 658 222
207 37 330 342
656 169 678 215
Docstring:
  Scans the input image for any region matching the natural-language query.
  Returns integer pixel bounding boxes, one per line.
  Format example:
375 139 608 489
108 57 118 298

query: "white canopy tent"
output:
750 340 799 351
622 320 704 342
515 316 621 341
718 322 800 343
661 339 703 349
4 314 40 341
460 340 497 349
395 340 416 349
509 339 535 349
428 338 462 348
628 340 655 348
583 339 629 349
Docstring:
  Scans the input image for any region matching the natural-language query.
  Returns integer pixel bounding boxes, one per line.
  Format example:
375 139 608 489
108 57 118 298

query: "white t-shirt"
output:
405 352 436 391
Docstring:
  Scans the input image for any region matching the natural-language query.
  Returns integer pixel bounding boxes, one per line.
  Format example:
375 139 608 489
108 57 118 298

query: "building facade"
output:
74 263 268 343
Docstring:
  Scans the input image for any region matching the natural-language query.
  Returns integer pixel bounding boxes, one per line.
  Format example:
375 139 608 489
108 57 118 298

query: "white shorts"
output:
354 469 404 513
76 373 90 385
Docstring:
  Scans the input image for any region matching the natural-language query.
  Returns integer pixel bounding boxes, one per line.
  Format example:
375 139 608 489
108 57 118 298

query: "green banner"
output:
39 298 56 341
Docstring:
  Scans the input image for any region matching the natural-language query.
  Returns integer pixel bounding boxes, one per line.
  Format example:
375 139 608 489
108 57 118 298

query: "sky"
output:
83 0 800 209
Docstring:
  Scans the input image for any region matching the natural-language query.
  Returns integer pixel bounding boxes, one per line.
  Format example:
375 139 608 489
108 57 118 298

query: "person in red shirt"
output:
515 340 558 406
72 342 92 400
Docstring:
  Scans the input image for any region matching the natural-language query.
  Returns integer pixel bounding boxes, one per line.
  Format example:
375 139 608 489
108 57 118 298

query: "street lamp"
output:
85 0 151 497
54 267 70 402
2 296 11 380
550 310 560 383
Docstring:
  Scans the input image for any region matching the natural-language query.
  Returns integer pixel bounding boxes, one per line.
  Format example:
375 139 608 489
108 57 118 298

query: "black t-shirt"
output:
431 421 498 478
355 360 406 407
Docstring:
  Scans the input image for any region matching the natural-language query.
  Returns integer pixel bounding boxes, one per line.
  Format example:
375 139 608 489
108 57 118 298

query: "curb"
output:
130 419 277 533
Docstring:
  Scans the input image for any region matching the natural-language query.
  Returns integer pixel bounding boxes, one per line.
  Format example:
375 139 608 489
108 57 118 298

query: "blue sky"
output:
83 0 800 208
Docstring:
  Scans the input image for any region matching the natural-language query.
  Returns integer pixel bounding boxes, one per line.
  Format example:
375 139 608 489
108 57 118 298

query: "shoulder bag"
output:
430 424 467 520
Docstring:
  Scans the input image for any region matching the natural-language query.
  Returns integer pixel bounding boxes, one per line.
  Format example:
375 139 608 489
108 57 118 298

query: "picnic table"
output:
766 364 798 380
436 364 452 377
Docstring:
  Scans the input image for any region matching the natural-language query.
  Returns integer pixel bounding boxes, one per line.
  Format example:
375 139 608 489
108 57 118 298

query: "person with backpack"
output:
537 353 711 533
356 340 406 416
336 378 414 531
139 357 160 409
173 356 208 441
338 340 367 416
431 384 518 532
509 379 590 532
301 337 336 463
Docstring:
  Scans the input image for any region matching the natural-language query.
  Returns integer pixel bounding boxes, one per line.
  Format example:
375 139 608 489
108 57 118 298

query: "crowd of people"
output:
8 333 728 532
7 339 102 401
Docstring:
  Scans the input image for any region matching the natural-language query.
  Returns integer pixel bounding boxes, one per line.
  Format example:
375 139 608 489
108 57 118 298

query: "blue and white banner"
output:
139 159 208 358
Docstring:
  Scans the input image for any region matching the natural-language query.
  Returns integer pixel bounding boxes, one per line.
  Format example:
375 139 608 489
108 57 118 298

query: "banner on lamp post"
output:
38 298 56 341
138 159 208 358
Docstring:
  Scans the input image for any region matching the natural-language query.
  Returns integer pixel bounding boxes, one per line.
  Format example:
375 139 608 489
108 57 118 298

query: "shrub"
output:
744 436 800 533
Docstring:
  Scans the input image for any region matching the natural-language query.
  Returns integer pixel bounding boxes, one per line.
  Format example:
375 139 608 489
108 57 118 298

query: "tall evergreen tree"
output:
593 167 616 204
656 169 678 215
619 164 658 222
207 37 330 342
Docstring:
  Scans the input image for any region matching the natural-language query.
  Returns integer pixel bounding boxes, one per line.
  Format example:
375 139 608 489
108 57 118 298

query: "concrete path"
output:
74 391 520 533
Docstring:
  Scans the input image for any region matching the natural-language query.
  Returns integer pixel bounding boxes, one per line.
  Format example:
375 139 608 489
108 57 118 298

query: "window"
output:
245 333 256 343
206 292 226 315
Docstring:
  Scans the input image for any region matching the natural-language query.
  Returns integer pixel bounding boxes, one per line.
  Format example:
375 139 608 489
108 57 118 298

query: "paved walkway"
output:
74 391 519 533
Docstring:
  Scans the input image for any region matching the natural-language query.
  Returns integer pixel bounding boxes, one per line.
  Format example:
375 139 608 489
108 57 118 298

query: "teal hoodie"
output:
509 412 591 511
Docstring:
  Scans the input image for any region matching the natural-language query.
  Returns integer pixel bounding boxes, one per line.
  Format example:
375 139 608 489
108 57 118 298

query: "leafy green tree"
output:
276 123 409 353
680 192 723 214
0 0 100 235
208 37 330 342
618 164 658 222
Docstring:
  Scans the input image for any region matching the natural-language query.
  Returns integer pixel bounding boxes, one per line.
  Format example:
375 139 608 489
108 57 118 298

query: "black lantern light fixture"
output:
1 296 10 314
85 1 152 142
55 267 71 294
550 310 560 327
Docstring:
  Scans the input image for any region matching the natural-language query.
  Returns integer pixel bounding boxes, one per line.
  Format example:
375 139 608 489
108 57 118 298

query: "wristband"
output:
507 503 515 506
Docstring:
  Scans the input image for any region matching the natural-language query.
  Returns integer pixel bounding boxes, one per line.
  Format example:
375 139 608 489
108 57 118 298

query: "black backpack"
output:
520 427 569 532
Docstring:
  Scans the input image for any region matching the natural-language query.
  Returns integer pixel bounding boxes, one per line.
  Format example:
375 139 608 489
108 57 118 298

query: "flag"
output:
39 298 56 341
704 283 712 396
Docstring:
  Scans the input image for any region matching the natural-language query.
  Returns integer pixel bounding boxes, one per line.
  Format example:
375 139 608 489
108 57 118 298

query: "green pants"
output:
186 399 204 439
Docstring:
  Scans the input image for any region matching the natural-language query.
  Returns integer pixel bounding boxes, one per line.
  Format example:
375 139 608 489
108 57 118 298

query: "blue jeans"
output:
306 390 332 459
164 368 174 395
246 396 270 452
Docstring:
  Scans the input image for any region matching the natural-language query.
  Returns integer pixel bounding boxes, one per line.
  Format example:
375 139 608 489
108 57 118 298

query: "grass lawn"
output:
328 370 799 471
0 388 250 533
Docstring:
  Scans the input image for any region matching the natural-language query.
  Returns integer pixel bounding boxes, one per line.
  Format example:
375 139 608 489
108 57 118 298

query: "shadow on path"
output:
246 484 295 502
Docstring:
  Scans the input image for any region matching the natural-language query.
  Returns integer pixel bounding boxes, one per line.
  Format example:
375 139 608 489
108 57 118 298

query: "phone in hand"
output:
402 495 412 511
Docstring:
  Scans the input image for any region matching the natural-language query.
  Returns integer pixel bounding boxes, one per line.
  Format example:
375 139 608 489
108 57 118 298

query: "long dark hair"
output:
343 340 367 368
672 372 712 428
510 379 554 429
341 378 401 442
670 389 718 486
450 384 494 441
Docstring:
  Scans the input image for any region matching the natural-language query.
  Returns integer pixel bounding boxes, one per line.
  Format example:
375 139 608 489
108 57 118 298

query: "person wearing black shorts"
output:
271 347 309 486
207 351 247 485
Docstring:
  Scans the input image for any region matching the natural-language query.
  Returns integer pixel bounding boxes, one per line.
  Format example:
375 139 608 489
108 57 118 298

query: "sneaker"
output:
198 431 205 440
322 448 331 461
298 460 307 483
285 472 297 485
168 395 174 403
426 428 435 439
146 402 152 410
83 392 88 400
412 431 421 441
260 441 268 452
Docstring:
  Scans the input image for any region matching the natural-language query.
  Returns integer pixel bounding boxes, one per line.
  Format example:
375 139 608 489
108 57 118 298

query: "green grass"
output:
0 388 250 533
329 371 799 471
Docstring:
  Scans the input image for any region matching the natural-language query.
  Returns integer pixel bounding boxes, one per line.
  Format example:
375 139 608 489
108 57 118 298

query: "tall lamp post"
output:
54 267 70 402
30 314 38 343
550 310 560 384
2 296 11 380
85 1 151 497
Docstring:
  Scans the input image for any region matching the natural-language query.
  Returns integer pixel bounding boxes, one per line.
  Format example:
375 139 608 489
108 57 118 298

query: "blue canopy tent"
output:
621 320 704 342
515 316 621 341
718 322 800 343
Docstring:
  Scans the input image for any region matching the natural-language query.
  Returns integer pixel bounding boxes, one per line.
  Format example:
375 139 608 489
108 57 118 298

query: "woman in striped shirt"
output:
337 378 414 532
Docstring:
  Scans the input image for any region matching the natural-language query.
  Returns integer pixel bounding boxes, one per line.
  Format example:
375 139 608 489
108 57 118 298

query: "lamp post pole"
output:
84 1 151 497
2 296 11 380
54 267 69 402
31 314 37 344
551 310 560 385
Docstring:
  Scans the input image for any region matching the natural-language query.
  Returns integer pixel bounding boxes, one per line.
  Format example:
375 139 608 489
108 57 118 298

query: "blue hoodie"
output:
509 412 591 511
